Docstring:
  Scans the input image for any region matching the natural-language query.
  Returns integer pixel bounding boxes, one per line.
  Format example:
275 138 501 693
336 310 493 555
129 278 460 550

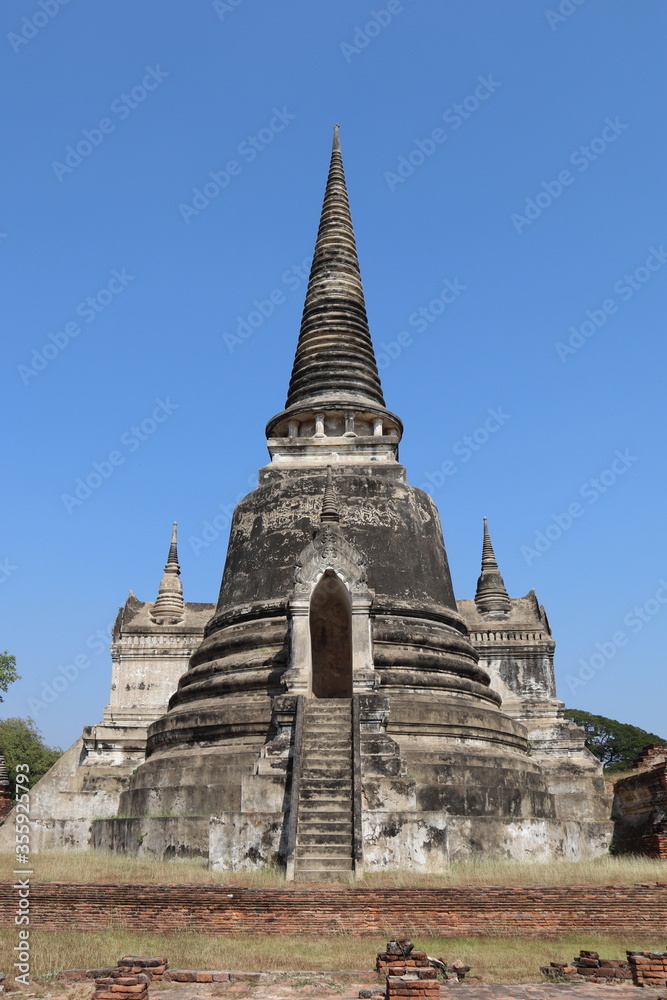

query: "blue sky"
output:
2 1 666 750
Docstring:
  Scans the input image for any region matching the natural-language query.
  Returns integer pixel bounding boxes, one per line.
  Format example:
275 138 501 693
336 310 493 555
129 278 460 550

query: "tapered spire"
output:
284 124 386 411
320 467 340 523
151 522 184 624
474 518 510 616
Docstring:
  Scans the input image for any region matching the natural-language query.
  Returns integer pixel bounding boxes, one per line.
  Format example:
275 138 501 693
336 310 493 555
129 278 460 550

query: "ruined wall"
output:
613 762 667 858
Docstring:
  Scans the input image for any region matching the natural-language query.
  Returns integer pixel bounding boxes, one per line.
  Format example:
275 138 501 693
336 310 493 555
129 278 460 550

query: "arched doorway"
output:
310 571 353 698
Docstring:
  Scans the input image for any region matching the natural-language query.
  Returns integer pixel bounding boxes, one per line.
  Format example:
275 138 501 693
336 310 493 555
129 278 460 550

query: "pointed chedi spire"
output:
320 466 340 523
266 126 402 453
286 124 385 410
151 522 184 624
474 517 511 617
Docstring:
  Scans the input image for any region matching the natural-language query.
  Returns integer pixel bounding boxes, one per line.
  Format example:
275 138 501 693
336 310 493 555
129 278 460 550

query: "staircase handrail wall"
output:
351 693 364 879
285 694 305 880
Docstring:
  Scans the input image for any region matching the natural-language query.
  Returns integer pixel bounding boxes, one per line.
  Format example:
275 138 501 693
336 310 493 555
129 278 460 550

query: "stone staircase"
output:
293 698 355 881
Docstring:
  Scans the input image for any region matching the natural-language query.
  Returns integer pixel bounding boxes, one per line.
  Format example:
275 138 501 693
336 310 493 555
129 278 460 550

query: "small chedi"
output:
0 127 613 875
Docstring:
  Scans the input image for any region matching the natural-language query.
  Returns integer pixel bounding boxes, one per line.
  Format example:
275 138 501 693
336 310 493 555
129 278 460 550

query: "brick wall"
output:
614 763 667 858
0 882 666 935
634 744 667 769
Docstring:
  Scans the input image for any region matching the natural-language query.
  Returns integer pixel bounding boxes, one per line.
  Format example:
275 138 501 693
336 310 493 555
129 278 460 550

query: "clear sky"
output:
2 0 666 751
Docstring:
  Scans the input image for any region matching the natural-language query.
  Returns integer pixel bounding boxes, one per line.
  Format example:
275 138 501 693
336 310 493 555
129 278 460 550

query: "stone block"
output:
209 813 285 870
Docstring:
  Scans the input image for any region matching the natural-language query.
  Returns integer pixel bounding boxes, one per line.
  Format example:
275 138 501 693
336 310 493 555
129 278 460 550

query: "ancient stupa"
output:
91 126 611 877
0 127 612 875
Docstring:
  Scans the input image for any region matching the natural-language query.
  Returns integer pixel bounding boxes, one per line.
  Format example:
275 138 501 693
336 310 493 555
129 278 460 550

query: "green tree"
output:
0 651 20 701
0 717 62 800
564 708 665 772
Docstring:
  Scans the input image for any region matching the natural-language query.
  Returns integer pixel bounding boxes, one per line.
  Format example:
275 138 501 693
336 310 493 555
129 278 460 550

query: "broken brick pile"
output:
541 950 632 983
62 957 168 984
117 958 168 982
376 946 475 983
92 971 149 1000
376 946 433 978
377 942 439 1000
627 950 667 988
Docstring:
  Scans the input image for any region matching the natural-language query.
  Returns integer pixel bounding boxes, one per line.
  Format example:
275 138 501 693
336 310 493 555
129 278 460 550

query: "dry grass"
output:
1 850 664 887
358 853 667 887
1 929 665 985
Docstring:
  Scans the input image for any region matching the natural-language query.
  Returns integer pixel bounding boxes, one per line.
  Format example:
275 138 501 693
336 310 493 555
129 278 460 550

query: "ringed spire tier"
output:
266 125 402 463
474 517 511 617
151 522 184 625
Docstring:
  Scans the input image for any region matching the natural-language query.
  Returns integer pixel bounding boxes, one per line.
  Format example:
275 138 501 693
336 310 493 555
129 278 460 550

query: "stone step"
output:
300 774 351 786
301 781 352 804
302 725 348 735
294 871 353 882
297 820 352 834
304 713 349 720
295 847 354 862
300 788 351 802
298 812 351 824
305 702 351 711
294 854 355 870
301 781 350 790
301 764 352 781
297 832 353 846
304 710 350 719
301 757 350 767
301 733 352 750
301 741 350 750
301 774 350 785
299 808 352 822
298 828 350 840
304 719 349 724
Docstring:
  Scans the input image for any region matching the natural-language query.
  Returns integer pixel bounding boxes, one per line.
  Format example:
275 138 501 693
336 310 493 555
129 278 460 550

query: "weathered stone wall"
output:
2 882 664 935
0 739 129 852
613 762 667 858
0 596 213 853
